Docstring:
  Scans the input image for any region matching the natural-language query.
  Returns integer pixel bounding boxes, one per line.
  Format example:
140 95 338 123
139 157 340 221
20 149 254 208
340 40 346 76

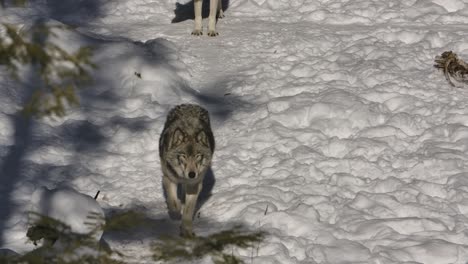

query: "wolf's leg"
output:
192 0 203 35
218 0 224 18
163 176 181 219
207 0 219 36
180 183 202 237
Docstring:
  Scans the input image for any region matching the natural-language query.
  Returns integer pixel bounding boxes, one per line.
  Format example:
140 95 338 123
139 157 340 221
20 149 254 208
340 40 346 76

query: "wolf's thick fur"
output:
192 0 224 36
159 104 215 237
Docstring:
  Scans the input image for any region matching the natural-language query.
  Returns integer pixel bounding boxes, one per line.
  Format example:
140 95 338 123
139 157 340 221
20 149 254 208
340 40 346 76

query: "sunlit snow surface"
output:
1 0 468 263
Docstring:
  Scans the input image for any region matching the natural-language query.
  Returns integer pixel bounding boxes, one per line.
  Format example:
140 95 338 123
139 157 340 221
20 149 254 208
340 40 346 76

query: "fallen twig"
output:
434 51 468 87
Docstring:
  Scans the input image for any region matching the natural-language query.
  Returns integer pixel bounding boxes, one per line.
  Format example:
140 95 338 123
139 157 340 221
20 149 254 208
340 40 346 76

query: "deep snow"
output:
1 0 468 263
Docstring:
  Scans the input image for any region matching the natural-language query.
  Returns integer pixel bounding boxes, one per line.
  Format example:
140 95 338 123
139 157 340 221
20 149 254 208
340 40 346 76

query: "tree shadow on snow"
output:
29 0 105 26
184 79 253 122
0 3 248 246
102 206 253 242
0 114 34 246
0 18 49 246
0 20 154 246
132 37 253 122
172 0 230 23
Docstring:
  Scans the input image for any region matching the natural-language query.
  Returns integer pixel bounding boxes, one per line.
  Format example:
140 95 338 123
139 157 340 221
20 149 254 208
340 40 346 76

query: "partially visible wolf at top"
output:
192 0 224 36
159 104 215 237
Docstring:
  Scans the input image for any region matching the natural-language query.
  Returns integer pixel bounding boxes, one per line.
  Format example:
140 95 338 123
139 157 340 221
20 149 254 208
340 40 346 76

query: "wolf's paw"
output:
191 30 203 36
218 11 225 19
207 30 219 37
179 225 195 238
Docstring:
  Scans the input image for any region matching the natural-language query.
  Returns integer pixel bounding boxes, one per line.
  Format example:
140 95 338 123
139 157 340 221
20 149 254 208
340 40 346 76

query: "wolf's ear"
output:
170 128 185 149
196 130 209 147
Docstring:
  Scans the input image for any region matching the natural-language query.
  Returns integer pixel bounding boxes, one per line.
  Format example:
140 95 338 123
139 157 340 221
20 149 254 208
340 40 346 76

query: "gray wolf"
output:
192 0 224 36
159 104 215 237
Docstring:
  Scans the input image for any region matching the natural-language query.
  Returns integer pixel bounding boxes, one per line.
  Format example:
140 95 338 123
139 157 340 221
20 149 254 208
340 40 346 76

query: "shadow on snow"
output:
29 0 105 26
103 205 254 242
0 3 251 248
0 20 150 246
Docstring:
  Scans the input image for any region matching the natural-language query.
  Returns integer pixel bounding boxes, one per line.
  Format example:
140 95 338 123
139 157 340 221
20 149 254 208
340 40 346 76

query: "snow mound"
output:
28 186 105 241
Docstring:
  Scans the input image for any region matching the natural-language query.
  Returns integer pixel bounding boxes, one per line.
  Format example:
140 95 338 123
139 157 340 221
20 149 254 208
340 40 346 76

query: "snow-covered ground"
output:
2 0 468 263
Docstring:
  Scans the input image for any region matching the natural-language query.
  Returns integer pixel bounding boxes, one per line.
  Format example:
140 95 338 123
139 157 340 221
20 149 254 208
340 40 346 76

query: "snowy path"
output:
2 0 468 263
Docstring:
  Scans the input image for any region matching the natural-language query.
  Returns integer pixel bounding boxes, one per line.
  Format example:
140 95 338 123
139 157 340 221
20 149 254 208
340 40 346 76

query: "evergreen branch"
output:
152 225 265 264
0 23 95 117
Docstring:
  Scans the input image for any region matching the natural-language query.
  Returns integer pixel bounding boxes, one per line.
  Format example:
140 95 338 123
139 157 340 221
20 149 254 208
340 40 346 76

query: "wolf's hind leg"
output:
180 183 201 237
217 0 224 18
163 176 181 219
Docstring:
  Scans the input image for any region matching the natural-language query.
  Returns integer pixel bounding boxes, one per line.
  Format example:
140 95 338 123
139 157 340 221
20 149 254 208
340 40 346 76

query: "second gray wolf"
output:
192 0 224 36
159 104 215 237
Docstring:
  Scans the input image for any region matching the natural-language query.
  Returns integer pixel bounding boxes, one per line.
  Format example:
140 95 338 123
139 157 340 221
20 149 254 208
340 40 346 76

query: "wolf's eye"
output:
195 154 203 162
178 154 186 164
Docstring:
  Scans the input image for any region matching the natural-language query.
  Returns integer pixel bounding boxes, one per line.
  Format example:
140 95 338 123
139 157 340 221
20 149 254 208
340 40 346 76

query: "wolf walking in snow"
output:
159 104 215 237
192 0 224 36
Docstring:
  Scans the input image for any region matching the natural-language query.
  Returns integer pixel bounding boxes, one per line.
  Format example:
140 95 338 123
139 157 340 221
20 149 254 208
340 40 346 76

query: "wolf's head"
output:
166 128 213 183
